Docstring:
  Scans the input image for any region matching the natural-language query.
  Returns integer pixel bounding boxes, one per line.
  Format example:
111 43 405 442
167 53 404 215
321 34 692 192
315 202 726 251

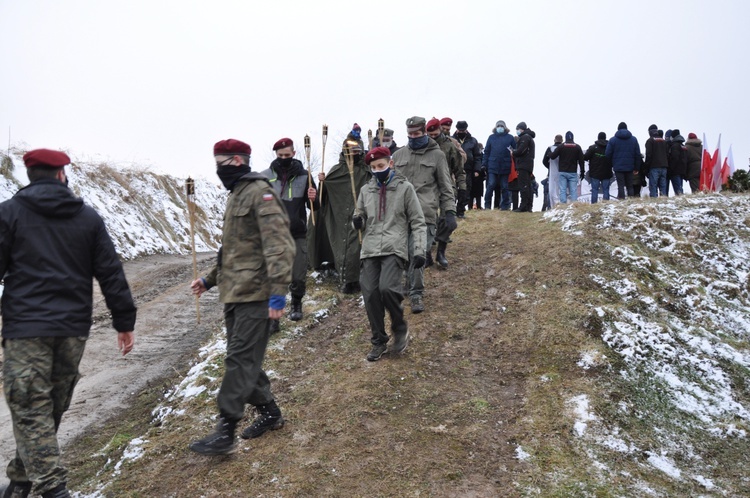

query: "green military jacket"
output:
435 134 467 191
355 173 426 263
392 138 455 225
205 173 295 303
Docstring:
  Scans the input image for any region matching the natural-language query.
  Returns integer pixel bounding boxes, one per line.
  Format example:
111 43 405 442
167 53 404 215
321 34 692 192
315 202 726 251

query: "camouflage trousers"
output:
2 336 86 495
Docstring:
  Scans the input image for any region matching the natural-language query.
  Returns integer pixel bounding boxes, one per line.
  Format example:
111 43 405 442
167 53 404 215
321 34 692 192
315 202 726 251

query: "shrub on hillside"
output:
725 169 750 193
1 153 14 176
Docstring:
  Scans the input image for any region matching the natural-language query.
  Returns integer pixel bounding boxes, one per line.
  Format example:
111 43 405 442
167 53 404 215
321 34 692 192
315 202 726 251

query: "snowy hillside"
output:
1 147 225 260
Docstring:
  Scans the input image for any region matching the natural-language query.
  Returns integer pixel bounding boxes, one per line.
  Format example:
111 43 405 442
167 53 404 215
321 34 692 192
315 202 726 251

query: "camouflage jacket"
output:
204 173 295 303
392 138 455 225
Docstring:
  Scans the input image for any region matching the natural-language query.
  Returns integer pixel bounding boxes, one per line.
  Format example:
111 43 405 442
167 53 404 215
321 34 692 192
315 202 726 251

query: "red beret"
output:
688 132 697 139
365 146 391 165
214 139 251 156
23 149 70 168
426 118 441 133
440 117 453 126
272 138 294 151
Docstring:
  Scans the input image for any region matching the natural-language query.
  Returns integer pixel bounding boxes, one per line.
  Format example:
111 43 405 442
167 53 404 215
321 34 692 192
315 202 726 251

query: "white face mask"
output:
382 140 393 147
516 129 523 136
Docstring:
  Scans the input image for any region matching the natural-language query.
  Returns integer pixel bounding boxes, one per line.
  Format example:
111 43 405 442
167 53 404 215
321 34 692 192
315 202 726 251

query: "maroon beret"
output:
688 132 697 140
439 117 453 126
23 149 70 168
426 118 441 133
273 137 294 151
214 139 251 156
365 146 391 165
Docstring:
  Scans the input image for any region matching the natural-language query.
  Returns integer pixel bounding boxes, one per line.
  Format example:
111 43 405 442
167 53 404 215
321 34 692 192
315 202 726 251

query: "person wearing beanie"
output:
260 138 319 328
548 131 585 204
0 150 137 497
645 124 670 197
542 134 564 209
510 121 536 212
309 136 371 294
392 116 455 313
584 132 613 203
354 147 426 361
605 122 642 199
482 119 516 209
190 139 295 455
685 133 703 193
425 117 466 267
667 129 687 195
453 121 483 214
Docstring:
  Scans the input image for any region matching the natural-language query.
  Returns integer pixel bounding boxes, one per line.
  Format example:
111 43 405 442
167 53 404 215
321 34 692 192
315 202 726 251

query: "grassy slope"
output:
65 203 749 497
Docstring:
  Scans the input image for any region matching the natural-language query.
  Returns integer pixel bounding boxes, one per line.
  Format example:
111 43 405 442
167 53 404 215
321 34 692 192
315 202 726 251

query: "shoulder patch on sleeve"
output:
263 193 274 201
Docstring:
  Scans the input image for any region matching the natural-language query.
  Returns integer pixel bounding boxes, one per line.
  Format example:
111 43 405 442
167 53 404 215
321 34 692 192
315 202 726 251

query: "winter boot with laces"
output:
289 296 303 321
366 343 388 361
2 481 32 498
240 401 284 439
189 416 238 455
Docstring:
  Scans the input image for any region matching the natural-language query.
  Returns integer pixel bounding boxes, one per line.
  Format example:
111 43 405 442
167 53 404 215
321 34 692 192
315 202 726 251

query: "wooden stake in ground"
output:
304 134 315 226
320 124 328 206
377 118 385 148
185 177 200 324
344 143 362 244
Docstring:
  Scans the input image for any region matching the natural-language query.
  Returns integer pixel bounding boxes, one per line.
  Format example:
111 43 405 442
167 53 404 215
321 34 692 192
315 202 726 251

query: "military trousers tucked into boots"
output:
3 336 86 495
360 255 408 346
218 302 275 421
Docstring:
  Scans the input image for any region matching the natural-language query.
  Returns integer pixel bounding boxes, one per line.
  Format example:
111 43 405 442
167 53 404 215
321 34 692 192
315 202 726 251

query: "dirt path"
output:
0 253 224 484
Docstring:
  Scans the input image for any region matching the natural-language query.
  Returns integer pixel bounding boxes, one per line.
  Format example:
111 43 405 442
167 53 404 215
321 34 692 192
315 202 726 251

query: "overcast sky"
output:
2 0 748 186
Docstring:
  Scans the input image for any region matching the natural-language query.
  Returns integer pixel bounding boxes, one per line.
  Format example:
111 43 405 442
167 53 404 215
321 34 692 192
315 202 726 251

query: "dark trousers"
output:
3 336 86 495
289 238 308 299
518 169 533 211
360 255 407 346
218 301 274 421
615 171 634 199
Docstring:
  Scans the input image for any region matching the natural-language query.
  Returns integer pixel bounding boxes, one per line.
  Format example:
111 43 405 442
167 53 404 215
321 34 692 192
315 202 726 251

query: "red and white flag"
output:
720 145 734 187
700 133 714 191
712 134 722 192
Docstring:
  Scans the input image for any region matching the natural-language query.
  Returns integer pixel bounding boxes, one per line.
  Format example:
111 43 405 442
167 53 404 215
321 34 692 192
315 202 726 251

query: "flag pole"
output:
304 134 315 226
186 177 200 324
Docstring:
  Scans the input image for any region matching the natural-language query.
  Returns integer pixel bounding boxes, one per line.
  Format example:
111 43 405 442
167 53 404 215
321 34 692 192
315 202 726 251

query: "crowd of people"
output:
0 117 708 494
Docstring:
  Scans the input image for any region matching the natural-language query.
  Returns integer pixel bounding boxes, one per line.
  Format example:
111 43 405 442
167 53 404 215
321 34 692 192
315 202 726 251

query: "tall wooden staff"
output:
304 134 315 226
367 129 373 151
377 118 385 147
186 177 200 324
320 124 328 206
344 143 362 243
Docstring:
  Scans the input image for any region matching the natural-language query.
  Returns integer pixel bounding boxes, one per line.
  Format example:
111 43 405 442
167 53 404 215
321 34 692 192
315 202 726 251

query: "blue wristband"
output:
269 294 286 311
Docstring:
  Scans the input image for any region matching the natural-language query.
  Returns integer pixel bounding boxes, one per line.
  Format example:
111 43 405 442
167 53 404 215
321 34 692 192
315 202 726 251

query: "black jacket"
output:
513 129 536 172
0 179 136 338
549 142 585 175
668 136 688 177
584 139 612 180
261 159 318 240
644 135 669 173
452 132 482 173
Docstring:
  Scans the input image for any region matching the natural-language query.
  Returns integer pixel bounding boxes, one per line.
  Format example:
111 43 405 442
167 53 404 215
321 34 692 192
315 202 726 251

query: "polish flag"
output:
720 145 734 187
712 135 723 192
700 133 714 191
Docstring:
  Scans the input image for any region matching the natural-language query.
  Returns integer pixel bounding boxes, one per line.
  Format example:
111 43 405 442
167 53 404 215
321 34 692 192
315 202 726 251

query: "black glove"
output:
457 189 468 206
580 171 586 181
444 212 458 232
412 255 426 269
352 215 364 230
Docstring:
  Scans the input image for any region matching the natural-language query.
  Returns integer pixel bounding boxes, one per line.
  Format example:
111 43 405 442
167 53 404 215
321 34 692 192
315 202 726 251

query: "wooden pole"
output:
304 134 315 226
377 118 385 148
344 143 362 244
320 124 328 206
367 129 373 151
186 177 200 324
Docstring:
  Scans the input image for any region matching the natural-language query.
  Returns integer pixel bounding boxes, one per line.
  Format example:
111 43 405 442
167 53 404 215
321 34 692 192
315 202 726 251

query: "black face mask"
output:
216 164 251 191
278 157 293 169
456 132 467 139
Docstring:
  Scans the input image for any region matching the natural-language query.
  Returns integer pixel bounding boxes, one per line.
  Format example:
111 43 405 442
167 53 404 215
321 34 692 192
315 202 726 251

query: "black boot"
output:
189 416 237 455
269 319 280 335
241 401 285 439
2 481 32 498
425 251 433 268
436 242 448 269
289 297 303 321
41 484 71 498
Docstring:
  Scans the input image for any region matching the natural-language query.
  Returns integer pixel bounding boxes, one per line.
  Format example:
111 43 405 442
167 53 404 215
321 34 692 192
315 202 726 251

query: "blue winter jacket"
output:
482 131 516 175
605 129 641 172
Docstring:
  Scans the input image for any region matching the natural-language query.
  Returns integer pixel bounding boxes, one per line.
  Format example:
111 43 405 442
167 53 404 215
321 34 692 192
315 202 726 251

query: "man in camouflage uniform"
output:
392 116 456 313
425 118 465 269
189 139 295 456
0 149 136 498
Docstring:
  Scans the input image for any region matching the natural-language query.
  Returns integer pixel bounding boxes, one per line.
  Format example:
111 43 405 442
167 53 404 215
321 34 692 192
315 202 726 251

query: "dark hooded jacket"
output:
668 135 688 177
0 179 136 338
584 138 612 180
513 129 536 172
453 131 482 174
605 129 641 172
482 130 516 175
549 133 584 175
644 131 669 173
685 137 703 180
260 158 317 240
